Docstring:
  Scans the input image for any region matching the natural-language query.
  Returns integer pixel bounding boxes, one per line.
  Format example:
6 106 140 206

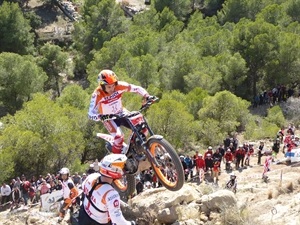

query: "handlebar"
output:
101 96 159 121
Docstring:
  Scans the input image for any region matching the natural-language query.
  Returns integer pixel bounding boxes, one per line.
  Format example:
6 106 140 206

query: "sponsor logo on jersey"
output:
108 194 118 201
104 91 119 100
113 199 119 208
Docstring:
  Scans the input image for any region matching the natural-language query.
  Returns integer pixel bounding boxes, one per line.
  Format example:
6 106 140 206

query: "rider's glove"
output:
146 95 156 101
98 114 110 122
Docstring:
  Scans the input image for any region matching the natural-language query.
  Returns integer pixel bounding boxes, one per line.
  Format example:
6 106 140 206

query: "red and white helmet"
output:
99 154 127 179
97 70 118 86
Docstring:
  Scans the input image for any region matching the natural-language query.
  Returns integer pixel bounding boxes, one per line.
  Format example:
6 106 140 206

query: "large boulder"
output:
126 184 201 224
198 190 237 214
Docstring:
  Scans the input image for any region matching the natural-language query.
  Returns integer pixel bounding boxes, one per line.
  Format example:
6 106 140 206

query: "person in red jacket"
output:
204 146 213 159
224 149 233 171
194 153 205 183
235 145 246 169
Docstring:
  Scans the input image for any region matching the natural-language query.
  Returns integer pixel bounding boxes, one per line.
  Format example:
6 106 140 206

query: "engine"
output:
125 156 139 174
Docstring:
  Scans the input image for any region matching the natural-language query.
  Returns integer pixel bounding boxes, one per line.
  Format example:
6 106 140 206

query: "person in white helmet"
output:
79 154 136 225
58 167 79 223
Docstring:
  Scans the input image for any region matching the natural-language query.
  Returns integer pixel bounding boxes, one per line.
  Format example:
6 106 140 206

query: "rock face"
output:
123 184 238 225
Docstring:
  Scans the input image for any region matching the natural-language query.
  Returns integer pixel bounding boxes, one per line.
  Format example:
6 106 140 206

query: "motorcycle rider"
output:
79 154 136 225
58 167 79 223
88 69 154 154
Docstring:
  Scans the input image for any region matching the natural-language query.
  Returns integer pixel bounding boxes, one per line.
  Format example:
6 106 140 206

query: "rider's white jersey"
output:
88 81 149 121
82 173 132 225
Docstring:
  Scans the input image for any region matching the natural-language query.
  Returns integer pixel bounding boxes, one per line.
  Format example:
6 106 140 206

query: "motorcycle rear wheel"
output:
147 138 184 191
112 174 136 201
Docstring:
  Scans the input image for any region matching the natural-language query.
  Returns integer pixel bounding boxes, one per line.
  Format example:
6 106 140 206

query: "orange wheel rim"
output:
149 142 177 188
114 179 127 191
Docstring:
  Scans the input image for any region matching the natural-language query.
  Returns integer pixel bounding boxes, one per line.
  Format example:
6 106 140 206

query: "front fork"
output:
143 135 164 167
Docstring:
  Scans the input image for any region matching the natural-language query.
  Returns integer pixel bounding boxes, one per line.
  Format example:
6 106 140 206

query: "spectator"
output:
272 138 280 159
204 146 213 159
245 143 254 166
224 149 234 171
212 160 220 184
72 172 82 186
257 141 264 165
194 152 205 177
87 164 95 175
10 185 21 210
204 154 214 173
212 148 222 172
1 182 11 207
36 175 43 187
20 175 30 206
184 155 194 179
218 144 225 157
81 173 87 183
93 159 100 172
38 179 51 195
235 145 245 169
49 179 57 192
135 177 144 195
56 180 63 190
262 156 272 181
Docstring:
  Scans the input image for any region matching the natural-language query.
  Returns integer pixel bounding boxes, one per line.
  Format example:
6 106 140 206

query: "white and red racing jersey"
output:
88 81 149 121
82 173 132 225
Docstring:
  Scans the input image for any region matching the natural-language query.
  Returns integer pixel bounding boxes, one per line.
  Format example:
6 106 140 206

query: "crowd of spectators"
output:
253 85 300 107
0 170 89 211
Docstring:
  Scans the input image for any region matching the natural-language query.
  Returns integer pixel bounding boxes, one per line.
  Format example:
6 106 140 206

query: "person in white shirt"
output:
79 154 136 225
1 182 11 206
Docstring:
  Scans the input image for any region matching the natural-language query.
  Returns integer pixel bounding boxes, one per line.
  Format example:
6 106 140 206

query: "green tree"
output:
38 43 74 97
285 0 300 22
185 87 208 119
0 93 87 177
153 0 192 20
265 105 285 128
56 84 90 110
217 52 248 95
231 18 279 99
146 97 196 149
0 52 47 115
256 4 292 26
197 91 251 145
73 0 128 64
0 2 34 54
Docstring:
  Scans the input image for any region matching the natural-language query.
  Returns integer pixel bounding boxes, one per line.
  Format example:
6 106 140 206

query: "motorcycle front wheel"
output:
147 138 184 191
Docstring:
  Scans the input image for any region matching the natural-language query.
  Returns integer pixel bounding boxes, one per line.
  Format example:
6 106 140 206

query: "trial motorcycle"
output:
97 96 184 197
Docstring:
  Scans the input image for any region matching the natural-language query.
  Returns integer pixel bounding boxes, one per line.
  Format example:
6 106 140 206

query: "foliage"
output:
197 91 251 145
0 93 88 178
0 2 34 55
146 95 197 149
38 43 74 97
244 116 280 140
0 52 47 115
265 105 285 128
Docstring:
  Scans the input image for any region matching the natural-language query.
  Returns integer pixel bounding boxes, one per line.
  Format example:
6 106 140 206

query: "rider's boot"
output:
108 142 128 154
